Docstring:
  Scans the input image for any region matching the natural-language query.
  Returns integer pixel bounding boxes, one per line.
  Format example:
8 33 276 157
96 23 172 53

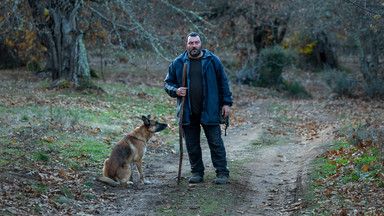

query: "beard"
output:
188 47 202 57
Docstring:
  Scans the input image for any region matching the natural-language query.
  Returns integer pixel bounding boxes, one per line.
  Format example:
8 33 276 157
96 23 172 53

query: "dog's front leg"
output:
129 164 135 182
135 160 151 185
119 164 134 185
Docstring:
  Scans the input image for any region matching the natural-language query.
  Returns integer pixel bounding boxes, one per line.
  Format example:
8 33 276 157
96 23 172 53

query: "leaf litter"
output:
0 69 383 215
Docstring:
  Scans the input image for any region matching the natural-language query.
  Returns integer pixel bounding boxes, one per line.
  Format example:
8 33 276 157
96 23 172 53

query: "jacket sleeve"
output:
164 61 179 98
213 56 233 107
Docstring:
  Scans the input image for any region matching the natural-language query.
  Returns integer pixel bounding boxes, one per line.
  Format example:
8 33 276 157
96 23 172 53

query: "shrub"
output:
323 66 355 96
256 45 294 88
283 31 320 70
90 68 99 78
363 78 384 97
283 30 338 70
286 81 312 98
26 60 41 72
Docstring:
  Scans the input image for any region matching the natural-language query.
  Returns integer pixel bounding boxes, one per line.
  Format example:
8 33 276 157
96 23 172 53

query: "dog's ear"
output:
142 115 150 126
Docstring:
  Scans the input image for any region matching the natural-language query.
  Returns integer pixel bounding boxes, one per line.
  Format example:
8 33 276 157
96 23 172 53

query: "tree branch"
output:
345 0 384 16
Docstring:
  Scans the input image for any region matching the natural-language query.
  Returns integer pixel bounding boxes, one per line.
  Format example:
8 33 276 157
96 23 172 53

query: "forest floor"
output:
1 57 383 215
93 77 345 216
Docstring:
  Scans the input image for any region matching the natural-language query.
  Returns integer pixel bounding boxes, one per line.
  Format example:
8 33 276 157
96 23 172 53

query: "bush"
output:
283 31 319 70
286 81 312 98
90 68 99 78
26 60 41 72
256 45 294 87
283 30 338 71
363 78 384 97
234 46 294 88
323 66 355 96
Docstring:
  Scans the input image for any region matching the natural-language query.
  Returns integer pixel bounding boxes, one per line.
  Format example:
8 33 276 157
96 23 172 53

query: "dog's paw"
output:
127 181 134 185
143 180 151 185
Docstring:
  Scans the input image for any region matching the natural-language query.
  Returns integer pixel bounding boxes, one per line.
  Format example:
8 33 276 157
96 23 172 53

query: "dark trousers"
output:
183 115 229 177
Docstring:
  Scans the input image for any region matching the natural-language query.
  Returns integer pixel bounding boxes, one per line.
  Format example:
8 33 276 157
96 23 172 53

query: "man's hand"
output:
222 105 231 119
176 87 188 97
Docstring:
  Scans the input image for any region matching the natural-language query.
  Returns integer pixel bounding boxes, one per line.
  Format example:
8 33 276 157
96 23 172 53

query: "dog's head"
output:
142 115 167 133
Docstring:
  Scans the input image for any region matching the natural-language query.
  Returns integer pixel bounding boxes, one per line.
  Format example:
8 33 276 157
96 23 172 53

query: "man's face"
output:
186 36 202 58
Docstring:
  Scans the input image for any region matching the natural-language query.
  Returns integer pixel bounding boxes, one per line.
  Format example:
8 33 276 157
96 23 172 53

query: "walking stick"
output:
177 63 187 185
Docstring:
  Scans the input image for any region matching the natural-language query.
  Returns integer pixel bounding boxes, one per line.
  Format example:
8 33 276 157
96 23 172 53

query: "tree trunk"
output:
253 17 289 54
312 30 338 69
356 30 382 96
28 0 92 89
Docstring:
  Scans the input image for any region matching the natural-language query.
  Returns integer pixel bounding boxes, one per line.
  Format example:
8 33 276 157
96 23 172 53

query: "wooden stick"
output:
177 63 187 185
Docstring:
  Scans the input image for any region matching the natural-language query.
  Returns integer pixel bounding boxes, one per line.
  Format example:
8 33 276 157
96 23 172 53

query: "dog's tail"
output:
96 176 120 187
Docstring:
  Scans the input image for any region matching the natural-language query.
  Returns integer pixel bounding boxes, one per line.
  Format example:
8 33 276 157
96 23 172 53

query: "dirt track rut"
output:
220 126 334 215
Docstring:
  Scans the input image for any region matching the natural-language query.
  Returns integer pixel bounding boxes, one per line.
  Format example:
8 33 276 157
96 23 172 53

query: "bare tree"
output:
293 0 384 96
1 0 217 89
344 0 384 96
204 0 293 84
27 0 92 89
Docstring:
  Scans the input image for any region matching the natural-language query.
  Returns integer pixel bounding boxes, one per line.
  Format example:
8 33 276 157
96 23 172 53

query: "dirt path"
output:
230 126 334 215
95 97 338 216
226 98 338 216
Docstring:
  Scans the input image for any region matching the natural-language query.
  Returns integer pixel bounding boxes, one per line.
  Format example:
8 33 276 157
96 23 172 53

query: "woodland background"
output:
1 0 384 215
1 0 383 95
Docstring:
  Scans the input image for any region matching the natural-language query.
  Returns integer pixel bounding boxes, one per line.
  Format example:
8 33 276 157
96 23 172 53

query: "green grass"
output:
0 69 181 215
0 78 177 172
21 115 29 121
52 196 70 204
227 158 249 181
158 135 257 215
303 135 384 215
159 182 239 216
35 152 50 162
253 129 288 146
31 184 48 194
267 103 288 112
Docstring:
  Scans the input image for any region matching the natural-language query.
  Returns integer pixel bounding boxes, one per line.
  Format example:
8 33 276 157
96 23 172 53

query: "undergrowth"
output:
0 72 177 215
304 122 384 215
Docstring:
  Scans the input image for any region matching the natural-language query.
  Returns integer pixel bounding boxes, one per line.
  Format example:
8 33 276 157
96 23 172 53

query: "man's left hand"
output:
221 105 231 119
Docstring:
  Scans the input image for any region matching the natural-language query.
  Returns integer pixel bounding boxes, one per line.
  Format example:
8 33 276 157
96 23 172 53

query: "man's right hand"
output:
176 87 188 97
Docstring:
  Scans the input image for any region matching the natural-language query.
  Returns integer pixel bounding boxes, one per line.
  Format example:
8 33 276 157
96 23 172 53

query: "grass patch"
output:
21 115 29 121
31 184 48 194
60 186 74 199
159 182 240 216
52 196 70 204
0 73 177 177
302 122 384 215
286 81 311 98
253 127 290 146
35 152 50 162
158 144 253 215
267 103 288 112
228 158 248 181
0 71 178 215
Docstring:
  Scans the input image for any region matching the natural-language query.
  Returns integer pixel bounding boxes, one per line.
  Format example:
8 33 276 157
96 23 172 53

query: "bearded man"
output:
164 32 233 184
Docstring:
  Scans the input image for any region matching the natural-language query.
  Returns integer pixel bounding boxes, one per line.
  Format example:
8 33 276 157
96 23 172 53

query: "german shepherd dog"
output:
96 115 167 186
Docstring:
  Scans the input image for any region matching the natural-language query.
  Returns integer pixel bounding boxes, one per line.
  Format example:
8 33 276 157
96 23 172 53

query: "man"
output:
164 32 233 184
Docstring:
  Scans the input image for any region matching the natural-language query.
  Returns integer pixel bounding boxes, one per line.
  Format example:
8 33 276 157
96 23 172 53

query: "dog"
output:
96 115 167 186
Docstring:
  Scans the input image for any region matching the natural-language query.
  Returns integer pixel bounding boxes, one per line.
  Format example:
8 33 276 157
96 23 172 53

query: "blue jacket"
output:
164 49 233 125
